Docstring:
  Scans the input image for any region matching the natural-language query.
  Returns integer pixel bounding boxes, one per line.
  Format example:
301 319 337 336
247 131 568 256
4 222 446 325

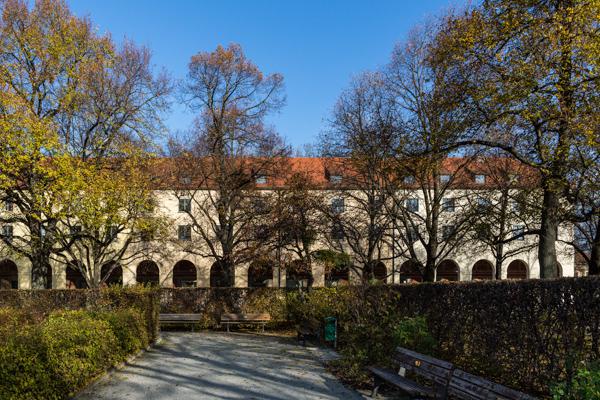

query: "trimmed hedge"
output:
0 308 150 400
287 278 600 397
0 286 160 342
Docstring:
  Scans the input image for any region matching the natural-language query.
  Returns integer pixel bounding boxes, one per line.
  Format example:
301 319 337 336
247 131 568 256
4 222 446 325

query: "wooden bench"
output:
448 368 537 400
159 313 202 332
296 318 321 346
220 313 271 333
368 347 537 399
368 347 454 399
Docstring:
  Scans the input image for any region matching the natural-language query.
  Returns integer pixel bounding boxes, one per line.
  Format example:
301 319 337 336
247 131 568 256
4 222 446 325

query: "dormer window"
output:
404 175 415 184
329 175 342 184
4 200 13 212
509 174 520 184
474 174 486 184
255 175 267 185
179 176 191 185
440 174 451 184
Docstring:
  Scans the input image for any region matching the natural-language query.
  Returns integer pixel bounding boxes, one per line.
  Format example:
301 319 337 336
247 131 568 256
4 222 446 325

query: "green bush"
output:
392 316 437 355
95 308 149 358
552 363 600 400
0 326 59 400
41 310 119 393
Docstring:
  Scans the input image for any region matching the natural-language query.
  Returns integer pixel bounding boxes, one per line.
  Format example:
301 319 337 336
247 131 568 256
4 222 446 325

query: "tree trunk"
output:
30 251 51 289
423 259 436 282
539 188 559 278
589 219 600 275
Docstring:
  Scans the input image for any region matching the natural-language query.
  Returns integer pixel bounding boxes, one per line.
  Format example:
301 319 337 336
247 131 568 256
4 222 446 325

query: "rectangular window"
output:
329 175 342 184
179 176 191 185
107 225 119 241
179 198 191 213
442 225 455 241
475 174 486 184
178 225 192 241
331 197 345 214
404 175 415 185
4 200 13 212
331 223 344 240
1 225 13 242
255 175 267 185
405 198 419 212
440 174 451 184
477 197 491 208
513 225 525 241
406 227 418 244
442 198 455 212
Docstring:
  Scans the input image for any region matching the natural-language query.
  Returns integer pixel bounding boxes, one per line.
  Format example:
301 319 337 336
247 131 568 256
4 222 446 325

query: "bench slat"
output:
396 346 454 369
449 369 537 400
159 314 202 322
368 367 436 397
220 313 271 321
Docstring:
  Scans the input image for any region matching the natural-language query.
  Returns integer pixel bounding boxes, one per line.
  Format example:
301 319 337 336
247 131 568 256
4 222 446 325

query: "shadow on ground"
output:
75 331 365 400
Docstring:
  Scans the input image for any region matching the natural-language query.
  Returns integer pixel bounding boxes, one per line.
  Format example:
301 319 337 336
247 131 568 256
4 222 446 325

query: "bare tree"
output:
171 44 289 286
320 72 400 281
384 23 477 282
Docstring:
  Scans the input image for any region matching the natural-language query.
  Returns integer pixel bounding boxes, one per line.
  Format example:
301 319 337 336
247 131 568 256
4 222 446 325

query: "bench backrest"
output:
221 313 271 321
394 347 454 388
159 313 202 321
449 369 537 400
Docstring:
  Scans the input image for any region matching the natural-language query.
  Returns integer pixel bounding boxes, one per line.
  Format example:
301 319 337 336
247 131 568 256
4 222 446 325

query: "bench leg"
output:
226 323 229 333
371 377 381 399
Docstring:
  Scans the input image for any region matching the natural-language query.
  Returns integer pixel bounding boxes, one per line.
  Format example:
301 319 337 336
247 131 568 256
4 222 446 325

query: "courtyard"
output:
75 332 364 400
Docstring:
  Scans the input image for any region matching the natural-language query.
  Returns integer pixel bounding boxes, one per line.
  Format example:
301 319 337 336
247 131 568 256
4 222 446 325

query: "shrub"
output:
392 316 436 356
552 363 600 400
95 308 149 358
41 310 119 394
0 325 59 400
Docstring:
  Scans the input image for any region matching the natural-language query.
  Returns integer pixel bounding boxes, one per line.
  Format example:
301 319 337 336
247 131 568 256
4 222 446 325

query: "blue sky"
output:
68 0 456 151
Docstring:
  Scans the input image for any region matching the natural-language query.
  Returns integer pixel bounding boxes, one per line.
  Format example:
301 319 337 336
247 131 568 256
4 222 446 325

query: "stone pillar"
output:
196 258 212 287
122 262 136 287
273 266 286 288
17 259 32 289
234 263 249 288
312 261 325 287
158 261 173 288
52 261 67 289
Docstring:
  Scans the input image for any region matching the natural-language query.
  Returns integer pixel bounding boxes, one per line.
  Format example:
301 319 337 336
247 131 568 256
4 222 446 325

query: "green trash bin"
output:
324 316 337 348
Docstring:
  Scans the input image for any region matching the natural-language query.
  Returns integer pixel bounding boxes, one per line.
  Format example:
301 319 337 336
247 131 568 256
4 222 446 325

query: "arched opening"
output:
471 260 494 281
507 260 528 280
101 263 123 286
364 261 387 283
136 260 160 286
556 262 563 278
248 260 274 288
0 259 18 289
400 260 423 283
173 260 197 287
436 260 460 281
210 261 231 287
325 264 350 287
66 262 88 289
286 260 313 288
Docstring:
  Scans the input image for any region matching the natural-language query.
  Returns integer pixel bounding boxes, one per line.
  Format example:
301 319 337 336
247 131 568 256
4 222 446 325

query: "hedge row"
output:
0 308 150 400
286 277 600 397
0 286 160 342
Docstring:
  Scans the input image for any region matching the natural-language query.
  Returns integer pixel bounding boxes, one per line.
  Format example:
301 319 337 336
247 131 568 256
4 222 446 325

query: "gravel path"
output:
75 332 365 400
